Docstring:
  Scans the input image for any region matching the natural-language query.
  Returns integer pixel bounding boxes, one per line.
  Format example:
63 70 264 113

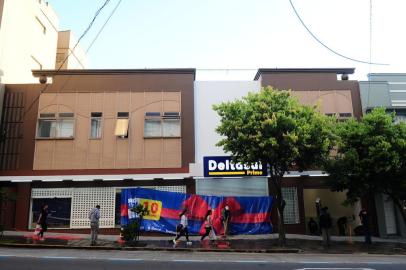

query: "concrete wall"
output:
193 81 261 172
360 74 406 111
0 0 59 83
55 30 88 69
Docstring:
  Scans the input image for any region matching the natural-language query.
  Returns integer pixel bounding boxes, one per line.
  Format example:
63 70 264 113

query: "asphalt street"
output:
0 248 405 270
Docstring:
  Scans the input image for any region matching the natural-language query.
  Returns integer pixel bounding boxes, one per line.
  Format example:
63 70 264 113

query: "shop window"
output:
31 198 72 228
90 112 102 139
115 112 129 138
144 112 181 138
282 187 300 224
37 113 75 139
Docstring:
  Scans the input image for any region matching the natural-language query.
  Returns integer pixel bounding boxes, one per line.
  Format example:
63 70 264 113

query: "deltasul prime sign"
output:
203 156 267 177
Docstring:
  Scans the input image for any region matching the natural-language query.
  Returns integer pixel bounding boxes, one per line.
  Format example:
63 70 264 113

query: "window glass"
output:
91 118 102 139
31 198 72 228
282 187 300 224
37 119 56 138
57 119 74 138
162 119 181 137
37 113 74 138
144 119 161 137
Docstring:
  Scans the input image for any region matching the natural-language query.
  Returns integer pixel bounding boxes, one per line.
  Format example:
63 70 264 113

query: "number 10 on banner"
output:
139 199 162 220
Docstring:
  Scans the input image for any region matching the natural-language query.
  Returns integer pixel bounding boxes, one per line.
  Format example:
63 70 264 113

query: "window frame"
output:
90 112 103 140
143 111 181 138
115 112 129 139
36 112 75 140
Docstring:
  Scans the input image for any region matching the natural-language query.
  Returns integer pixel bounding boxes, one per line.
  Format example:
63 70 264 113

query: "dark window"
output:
31 198 72 229
117 112 129 118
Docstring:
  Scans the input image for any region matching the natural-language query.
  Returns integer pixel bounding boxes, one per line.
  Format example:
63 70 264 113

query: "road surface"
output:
0 247 405 270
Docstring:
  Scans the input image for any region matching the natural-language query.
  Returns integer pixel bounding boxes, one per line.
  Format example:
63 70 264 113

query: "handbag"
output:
34 224 42 236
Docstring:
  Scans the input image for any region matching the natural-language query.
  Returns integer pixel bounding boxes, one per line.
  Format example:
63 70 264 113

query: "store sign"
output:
203 156 267 177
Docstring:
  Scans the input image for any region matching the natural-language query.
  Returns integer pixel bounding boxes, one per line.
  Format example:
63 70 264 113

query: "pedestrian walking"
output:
173 208 192 245
200 209 216 242
221 205 231 236
37 203 49 241
319 207 332 248
88 205 100 246
359 208 371 244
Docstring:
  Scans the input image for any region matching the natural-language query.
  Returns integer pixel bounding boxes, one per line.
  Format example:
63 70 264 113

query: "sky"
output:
47 0 406 81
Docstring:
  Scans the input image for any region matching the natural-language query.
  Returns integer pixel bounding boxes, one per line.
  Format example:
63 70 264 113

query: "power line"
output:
57 0 124 96
1 0 113 141
288 0 388 66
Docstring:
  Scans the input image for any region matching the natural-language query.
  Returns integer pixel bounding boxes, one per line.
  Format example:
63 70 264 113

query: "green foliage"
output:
325 108 406 212
214 87 336 245
214 87 336 176
121 203 149 244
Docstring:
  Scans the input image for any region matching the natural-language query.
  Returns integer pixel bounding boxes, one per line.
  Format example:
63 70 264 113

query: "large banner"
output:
121 188 273 235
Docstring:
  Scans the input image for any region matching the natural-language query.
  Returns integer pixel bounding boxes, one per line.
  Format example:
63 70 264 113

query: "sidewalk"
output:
1 230 406 254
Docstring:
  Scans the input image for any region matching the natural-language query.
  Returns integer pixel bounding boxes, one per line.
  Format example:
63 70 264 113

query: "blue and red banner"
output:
121 188 273 235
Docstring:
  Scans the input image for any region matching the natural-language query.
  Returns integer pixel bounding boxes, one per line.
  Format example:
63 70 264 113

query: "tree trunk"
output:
269 175 286 246
277 203 286 246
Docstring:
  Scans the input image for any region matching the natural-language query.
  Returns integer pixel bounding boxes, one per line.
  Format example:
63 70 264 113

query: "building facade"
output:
360 73 406 237
0 69 195 231
0 0 87 123
191 68 365 235
1 67 392 237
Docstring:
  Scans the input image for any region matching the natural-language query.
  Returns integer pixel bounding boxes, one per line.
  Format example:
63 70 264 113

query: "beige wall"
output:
55 30 87 69
34 91 182 170
304 189 361 232
291 90 353 115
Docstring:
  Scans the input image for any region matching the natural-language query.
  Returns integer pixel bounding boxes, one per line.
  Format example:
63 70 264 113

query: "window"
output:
144 112 181 137
90 112 102 139
31 198 72 229
36 113 74 139
115 112 129 138
282 187 300 224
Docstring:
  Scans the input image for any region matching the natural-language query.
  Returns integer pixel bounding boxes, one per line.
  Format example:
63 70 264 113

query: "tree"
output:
121 203 149 245
324 108 406 225
214 87 336 245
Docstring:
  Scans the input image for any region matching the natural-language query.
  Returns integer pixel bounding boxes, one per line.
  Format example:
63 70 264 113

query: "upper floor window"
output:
37 113 74 139
90 112 102 139
115 112 129 138
144 112 181 138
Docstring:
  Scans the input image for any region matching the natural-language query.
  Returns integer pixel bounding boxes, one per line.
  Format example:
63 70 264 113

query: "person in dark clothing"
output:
200 209 216 242
308 217 319 235
319 207 332 247
37 204 49 240
359 209 372 244
337 216 348 236
221 205 231 236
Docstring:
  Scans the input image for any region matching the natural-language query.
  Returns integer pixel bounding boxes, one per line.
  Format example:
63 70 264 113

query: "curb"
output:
0 243 301 253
